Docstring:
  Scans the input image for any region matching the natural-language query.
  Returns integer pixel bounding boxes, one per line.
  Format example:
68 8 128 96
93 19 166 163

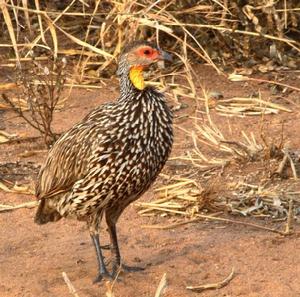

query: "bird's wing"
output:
35 105 112 200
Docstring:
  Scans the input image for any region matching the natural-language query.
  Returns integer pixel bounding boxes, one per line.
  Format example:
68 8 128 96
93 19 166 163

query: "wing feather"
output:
36 105 111 199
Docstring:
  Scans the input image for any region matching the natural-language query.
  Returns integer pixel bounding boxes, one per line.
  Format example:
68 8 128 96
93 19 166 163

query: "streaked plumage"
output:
34 41 173 281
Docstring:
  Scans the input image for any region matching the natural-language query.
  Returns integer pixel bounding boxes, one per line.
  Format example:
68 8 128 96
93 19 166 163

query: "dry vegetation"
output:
0 0 299 143
138 97 300 232
0 0 299 295
2 55 66 146
0 0 299 78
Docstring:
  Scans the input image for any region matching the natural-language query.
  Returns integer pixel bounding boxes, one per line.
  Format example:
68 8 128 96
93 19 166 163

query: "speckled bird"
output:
34 41 173 282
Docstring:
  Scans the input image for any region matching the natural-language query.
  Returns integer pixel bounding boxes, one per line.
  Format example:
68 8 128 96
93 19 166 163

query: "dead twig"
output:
0 201 38 212
62 272 80 297
0 180 35 195
105 281 115 297
0 130 17 143
284 199 294 234
186 268 235 293
274 149 299 179
286 152 298 180
275 153 289 176
142 214 289 236
229 74 300 93
154 273 168 297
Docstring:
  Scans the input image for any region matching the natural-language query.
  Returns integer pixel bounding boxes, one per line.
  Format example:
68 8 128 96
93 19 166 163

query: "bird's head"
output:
117 41 172 90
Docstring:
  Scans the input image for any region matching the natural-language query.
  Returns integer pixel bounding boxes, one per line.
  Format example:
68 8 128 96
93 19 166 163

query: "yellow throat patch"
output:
129 66 145 90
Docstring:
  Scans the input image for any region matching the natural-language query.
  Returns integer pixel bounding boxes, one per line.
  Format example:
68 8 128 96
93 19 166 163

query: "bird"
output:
34 40 173 282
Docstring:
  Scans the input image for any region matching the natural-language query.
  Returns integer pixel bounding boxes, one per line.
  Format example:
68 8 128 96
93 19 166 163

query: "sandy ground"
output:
0 65 300 297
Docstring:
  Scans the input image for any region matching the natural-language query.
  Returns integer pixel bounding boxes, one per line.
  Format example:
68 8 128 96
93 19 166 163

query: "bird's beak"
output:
158 50 173 62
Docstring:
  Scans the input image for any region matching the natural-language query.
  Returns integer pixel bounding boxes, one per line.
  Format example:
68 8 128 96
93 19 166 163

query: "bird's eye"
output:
144 49 151 55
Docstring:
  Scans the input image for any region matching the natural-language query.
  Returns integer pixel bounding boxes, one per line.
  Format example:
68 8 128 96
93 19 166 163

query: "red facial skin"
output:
136 46 160 60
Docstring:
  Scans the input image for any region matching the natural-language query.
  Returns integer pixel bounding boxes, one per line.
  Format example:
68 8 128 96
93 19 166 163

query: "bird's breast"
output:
101 96 173 198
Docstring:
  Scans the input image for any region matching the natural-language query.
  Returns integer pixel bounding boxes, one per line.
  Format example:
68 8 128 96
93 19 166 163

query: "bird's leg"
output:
90 233 112 283
106 216 144 278
107 221 121 274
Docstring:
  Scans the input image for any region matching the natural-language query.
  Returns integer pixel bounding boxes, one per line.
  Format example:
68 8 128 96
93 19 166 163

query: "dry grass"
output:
137 86 300 229
0 0 299 149
0 0 299 83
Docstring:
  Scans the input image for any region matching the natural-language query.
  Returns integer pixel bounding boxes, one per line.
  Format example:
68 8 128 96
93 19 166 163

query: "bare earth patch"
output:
0 65 300 297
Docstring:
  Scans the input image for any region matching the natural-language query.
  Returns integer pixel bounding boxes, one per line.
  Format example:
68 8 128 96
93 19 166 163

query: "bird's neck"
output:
119 74 136 98
118 66 147 99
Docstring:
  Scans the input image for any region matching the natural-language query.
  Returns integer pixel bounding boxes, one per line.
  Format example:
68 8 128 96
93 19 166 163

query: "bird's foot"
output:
93 270 113 283
111 263 145 278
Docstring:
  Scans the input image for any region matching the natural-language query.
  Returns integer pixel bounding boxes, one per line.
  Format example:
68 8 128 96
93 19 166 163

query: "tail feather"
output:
34 198 62 225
